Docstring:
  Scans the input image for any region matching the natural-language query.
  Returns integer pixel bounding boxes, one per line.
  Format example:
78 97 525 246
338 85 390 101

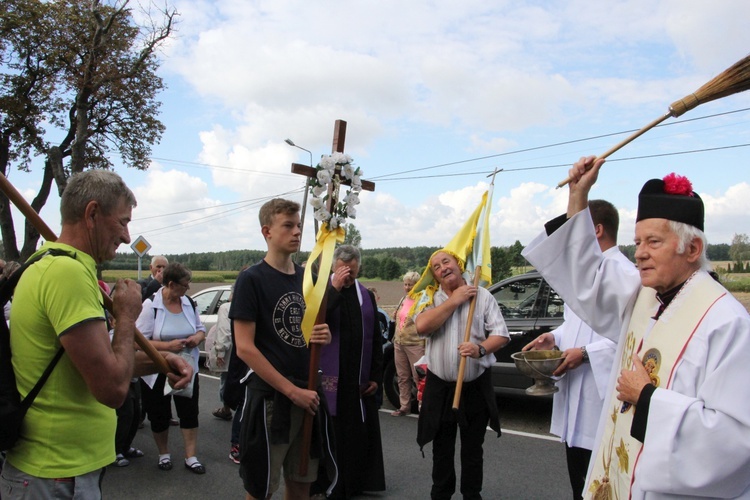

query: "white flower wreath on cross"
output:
309 152 363 229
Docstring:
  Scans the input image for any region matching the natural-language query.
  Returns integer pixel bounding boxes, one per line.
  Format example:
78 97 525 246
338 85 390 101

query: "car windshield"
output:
492 277 541 318
193 289 220 315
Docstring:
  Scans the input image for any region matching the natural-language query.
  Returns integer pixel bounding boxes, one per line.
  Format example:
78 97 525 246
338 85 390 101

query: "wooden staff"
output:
297 228 339 477
557 53 750 188
452 266 483 410
298 295 329 476
298 120 348 476
0 172 171 374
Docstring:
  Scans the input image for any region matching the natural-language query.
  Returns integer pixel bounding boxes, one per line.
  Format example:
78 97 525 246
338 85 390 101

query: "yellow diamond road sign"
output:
131 235 151 257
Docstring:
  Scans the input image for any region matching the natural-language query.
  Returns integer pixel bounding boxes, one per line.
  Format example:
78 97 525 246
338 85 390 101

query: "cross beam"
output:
291 163 375 192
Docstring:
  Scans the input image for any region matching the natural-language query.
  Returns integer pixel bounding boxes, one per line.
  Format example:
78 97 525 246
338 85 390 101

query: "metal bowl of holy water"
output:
511 350 565 396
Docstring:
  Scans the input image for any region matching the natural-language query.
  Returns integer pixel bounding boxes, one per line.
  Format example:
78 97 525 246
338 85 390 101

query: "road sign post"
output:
130 235 152 280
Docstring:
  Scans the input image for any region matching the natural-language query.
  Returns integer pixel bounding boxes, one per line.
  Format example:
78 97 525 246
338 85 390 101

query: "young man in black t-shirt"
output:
230 198 333 500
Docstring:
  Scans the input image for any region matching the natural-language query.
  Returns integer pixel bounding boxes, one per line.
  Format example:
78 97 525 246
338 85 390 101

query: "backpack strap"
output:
20 348 65 408
149 292 198 320
2 248 74 407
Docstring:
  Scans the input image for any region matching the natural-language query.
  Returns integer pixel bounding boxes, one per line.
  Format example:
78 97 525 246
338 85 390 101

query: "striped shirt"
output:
419 286 508 382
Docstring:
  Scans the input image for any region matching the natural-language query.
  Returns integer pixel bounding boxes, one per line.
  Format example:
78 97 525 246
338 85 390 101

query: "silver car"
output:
191 285 232 357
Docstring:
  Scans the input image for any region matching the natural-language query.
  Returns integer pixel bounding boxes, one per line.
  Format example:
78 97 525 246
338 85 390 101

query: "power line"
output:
135 107 750 233
145 107 750 179
368 107 750 180
149 157 292 177
132 188 302 235
373 143 750 181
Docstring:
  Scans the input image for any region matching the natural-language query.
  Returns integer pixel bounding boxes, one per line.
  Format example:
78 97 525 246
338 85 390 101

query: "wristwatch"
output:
581 345 590 363
477 344 487 358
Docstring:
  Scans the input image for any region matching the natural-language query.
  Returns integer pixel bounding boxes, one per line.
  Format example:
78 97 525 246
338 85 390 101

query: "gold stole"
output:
586 272 725 499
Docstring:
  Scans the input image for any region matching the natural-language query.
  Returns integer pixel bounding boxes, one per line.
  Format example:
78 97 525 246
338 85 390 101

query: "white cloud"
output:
702 182 750 244
122 0 750 255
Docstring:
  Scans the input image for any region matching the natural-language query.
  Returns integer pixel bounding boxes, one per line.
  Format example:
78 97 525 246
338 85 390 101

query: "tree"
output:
379 256 402 280
508 240 527 270
707 243 730 261
344 223 361 247
362 255 381 279
729 233 750 270
0 0 175 260
490 246 512 283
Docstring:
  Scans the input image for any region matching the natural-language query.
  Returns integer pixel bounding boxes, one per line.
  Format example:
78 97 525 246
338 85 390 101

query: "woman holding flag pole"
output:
412 178 510 500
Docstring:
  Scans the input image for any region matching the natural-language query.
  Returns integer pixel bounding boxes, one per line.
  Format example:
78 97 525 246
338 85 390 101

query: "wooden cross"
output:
290 119 375 216
295 119 374 476
290 120 374 247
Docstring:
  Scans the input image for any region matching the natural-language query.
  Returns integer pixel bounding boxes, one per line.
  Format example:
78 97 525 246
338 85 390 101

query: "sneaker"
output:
229 444 240 464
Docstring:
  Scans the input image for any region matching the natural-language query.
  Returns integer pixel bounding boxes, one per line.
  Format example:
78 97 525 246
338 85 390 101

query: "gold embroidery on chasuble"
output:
586 272 725 500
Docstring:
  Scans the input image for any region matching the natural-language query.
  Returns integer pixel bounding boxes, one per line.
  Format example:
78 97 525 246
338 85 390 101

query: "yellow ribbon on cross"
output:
301 223 346 344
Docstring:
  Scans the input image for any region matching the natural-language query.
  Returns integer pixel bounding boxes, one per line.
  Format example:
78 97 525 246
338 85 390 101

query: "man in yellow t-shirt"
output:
0 170 193 500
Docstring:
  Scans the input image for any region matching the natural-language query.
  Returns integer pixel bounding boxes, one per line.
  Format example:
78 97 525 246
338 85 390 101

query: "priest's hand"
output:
309 324 331 345
567 155 604 217
331 265 353 291
360 381 378 397
616 354 652 405
522 332 555 352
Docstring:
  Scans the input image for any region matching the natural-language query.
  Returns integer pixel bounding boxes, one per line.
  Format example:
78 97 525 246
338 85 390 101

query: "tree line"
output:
105 243 523 282
104 231 750 282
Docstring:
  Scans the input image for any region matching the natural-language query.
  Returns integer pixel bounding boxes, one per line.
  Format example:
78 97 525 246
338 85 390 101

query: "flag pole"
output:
0 172 171 374
452 169 500 410
452 266 483 410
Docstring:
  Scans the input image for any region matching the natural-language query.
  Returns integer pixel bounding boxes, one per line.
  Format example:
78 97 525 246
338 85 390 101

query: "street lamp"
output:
285 138 315 261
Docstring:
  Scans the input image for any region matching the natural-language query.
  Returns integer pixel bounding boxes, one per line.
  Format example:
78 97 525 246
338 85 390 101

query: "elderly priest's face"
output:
634 218 702 294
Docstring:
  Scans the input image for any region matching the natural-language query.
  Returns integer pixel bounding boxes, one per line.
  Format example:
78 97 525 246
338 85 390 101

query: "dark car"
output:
486 270 564 396
382 271 564 409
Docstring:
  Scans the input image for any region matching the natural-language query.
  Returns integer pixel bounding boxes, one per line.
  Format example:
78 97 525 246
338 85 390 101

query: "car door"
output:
191 287 231 357
491 274 545 364
490 273 564 396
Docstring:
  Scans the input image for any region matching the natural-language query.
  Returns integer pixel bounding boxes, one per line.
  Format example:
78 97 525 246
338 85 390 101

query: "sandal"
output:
212 407 232 421
113 454 130 467
158 457 173 471
124 447 144 458
391 409 408 417
185 459 206 474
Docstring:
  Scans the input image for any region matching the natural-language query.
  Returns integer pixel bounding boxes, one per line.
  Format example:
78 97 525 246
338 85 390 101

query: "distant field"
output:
102 269 237 283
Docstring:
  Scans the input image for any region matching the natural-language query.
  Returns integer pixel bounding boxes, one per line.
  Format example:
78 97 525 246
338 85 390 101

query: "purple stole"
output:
320 281 375 417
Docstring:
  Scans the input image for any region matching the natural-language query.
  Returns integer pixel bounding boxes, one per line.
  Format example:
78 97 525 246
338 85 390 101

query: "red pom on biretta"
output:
637 173 704 231
662 173 694 196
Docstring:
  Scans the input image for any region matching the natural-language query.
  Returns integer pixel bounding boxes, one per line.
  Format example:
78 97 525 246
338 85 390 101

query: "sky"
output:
8 0 750 256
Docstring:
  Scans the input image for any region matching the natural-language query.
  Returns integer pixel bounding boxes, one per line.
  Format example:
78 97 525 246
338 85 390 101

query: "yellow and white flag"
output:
409 184 494 315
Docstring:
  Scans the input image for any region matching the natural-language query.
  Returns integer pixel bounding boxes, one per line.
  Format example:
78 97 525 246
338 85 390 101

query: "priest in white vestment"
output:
522 156 750 500
524 199 639 499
